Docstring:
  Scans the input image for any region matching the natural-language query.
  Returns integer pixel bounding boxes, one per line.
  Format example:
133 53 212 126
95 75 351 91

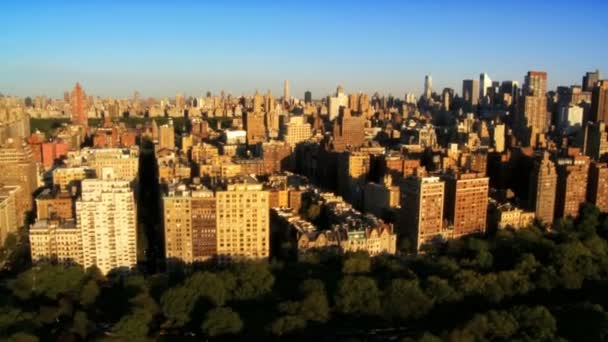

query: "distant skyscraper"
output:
462 79 480 106
441 88 453 110
519 71 549 146
328 85 348 120
304 91 312 103
583 69 600 92
175 93 185 110
283 80 289 103
528 152 557 224
591 80 608 124
480 73 492 100
253 90 263 113
70 83 88 127
424 75 432 99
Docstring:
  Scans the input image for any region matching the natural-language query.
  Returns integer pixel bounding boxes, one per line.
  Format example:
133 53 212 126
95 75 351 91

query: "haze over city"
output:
2 0 608 97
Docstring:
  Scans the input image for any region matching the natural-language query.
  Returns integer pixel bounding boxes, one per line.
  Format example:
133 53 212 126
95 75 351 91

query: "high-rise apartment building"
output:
591 80 608 124
444 172 489 238
588 162 608 213
159 120 175 150
70 83 88 127
215 177 269 262
528 152 557 224
400 174 445 250
555 152 590 219
163 182 216 264
462 79 480 106
76 169 137 274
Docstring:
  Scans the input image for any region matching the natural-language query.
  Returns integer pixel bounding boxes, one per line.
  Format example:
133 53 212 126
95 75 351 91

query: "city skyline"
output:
2 0 608 98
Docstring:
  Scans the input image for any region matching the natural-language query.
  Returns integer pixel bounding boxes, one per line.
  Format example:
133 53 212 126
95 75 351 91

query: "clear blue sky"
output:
1 0 607 99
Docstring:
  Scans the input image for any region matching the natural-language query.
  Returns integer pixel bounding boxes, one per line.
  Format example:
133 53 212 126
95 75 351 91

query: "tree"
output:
112 313 152 342
335 276 381 316
79 280 100 306
270 315 307 336
384 279 432 321
160 286 197 327
201 307 243 337
71 311 92 339
229 262 274 301
7 332 38 342
184 272 227 306
342 252 371 274
424 276 461 303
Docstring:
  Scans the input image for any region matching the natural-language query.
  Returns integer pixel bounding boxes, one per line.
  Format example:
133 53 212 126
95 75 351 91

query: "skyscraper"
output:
583 69 600 92
480 73 492 99
462 79 480 106
591 80 608 124
400 174 445 250
528 152 557 224
76 168 137 274
424 75 432 99
70 83 88 127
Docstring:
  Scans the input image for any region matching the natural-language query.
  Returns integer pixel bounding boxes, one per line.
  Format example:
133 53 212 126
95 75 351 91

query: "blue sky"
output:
1 0 607 99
